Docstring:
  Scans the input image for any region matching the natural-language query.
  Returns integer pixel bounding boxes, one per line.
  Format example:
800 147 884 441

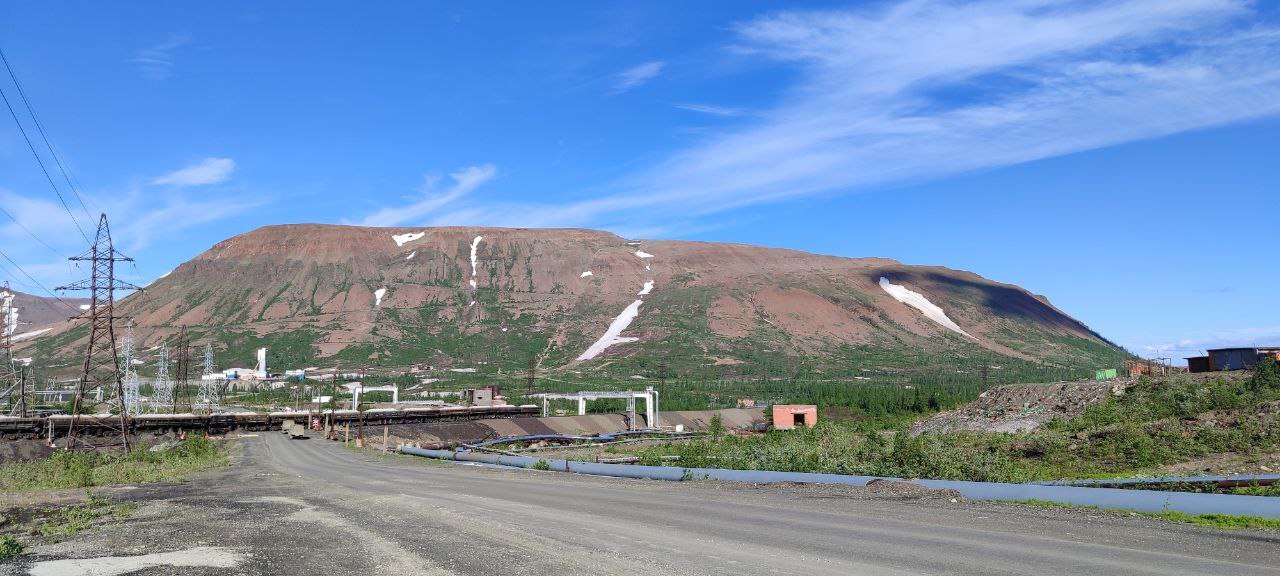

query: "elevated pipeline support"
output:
399 447 1280 519
0 404 541 440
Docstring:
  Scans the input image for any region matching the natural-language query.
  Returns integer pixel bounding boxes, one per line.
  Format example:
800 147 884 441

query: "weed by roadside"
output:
1012 499 1280 531
37 492 135 540
0 436 227 492
0 534 23 561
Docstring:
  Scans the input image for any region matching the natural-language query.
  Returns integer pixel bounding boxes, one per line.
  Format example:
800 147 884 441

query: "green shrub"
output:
0 534 23 560
1250 357 1280 391
531 459 551 471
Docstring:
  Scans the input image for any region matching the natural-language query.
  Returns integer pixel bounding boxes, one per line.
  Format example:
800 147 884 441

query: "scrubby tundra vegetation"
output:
0 436 227 492
632 359 1280 484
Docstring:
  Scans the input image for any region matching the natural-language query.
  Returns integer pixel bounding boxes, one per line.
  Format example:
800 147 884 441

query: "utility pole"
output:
327 375 338 440
56 215 141 451
657 361 668 404
526 353 536 395
17 366 28 418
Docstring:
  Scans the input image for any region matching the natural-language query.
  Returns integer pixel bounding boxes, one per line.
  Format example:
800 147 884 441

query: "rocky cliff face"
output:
22 224 1122 376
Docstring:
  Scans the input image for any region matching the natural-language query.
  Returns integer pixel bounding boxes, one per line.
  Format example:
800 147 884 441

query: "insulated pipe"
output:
1032 474 1280 489
398 447 1280 519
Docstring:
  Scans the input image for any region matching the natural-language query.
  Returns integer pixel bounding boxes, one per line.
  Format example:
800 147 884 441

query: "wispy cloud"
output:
0 186 260 288
611 61 665 94
359 164 497 227
150 157 236 187
1137 325 1280 356
426 0 1280 234
128 34 191 80
672 102 745 117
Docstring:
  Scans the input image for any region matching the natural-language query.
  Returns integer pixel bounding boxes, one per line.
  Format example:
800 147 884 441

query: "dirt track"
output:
4 433 1279 575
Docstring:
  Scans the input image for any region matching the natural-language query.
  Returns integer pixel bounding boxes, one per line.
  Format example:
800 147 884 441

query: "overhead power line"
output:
0 203 67 258
0 247 79 311
0 46 95 221
0 55 90 243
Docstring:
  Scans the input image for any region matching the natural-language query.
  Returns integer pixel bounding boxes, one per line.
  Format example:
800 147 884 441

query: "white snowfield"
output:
580 271 593 278
392 232 425 247
1 290 16 336
576 299 643 361
878 277 973 338
469 236 483 289
12 328 51 342
638 280 654 296
374 288 387 307
406 251 416 260
635 250 654 258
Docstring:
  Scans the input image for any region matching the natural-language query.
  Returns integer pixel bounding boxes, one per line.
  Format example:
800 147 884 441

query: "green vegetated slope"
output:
634 361 1280 484
21 224 1126 380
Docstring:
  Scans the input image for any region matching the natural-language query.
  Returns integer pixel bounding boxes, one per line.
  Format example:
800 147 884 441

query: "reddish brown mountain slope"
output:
22 224 1121 375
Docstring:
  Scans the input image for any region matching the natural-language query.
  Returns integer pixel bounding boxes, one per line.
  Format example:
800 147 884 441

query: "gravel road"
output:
6 433 1280 575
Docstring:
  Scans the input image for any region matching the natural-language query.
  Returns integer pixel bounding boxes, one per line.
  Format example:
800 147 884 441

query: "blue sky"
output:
1 0 1278 358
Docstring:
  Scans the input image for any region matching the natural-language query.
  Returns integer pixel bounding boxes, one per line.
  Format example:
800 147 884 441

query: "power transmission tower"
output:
152 343 173 411
173 327 193 413
196 343 219 413
55 214 141 451
119 321 141 416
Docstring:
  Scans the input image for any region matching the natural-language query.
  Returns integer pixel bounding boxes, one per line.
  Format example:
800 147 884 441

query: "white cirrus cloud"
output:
359 164 498 227
424 0 1280 234
612 61 665 94
672 102 746 117
127 34 192 80
150 157 237 187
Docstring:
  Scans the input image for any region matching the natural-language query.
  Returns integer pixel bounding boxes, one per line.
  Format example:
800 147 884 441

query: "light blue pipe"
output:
398 446 1280 518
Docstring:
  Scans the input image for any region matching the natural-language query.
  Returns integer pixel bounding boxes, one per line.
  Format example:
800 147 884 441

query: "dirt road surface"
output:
6 433 1280 575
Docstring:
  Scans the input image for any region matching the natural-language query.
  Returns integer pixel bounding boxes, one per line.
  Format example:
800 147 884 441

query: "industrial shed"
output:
1206 347 1280 371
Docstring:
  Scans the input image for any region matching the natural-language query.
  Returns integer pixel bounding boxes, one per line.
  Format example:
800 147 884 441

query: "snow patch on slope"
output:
374 288 387 307
635 250 654 258
469 236 483 289
638 281 654 296
580 271 593 278
878 277 973 338
392 232 425 247
406 251 416 260
12 328 50 342
576 300 643 361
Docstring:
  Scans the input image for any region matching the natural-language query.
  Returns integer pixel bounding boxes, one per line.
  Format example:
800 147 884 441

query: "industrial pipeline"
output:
399 447 1280 519
0 404 540 440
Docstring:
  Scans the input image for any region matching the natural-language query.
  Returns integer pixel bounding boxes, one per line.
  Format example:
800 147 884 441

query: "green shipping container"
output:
1095 368 1117 380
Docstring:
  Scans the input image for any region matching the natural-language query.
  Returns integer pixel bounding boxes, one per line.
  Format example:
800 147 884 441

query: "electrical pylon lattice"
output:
196 343 219 412
55 214 140 451
119 322 140 416
152 343 172 411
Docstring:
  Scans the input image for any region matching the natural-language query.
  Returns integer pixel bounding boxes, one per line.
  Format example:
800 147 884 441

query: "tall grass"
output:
0 437 226 492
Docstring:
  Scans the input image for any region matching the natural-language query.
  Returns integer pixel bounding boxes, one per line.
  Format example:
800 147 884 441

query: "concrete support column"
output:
578 397 587 416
